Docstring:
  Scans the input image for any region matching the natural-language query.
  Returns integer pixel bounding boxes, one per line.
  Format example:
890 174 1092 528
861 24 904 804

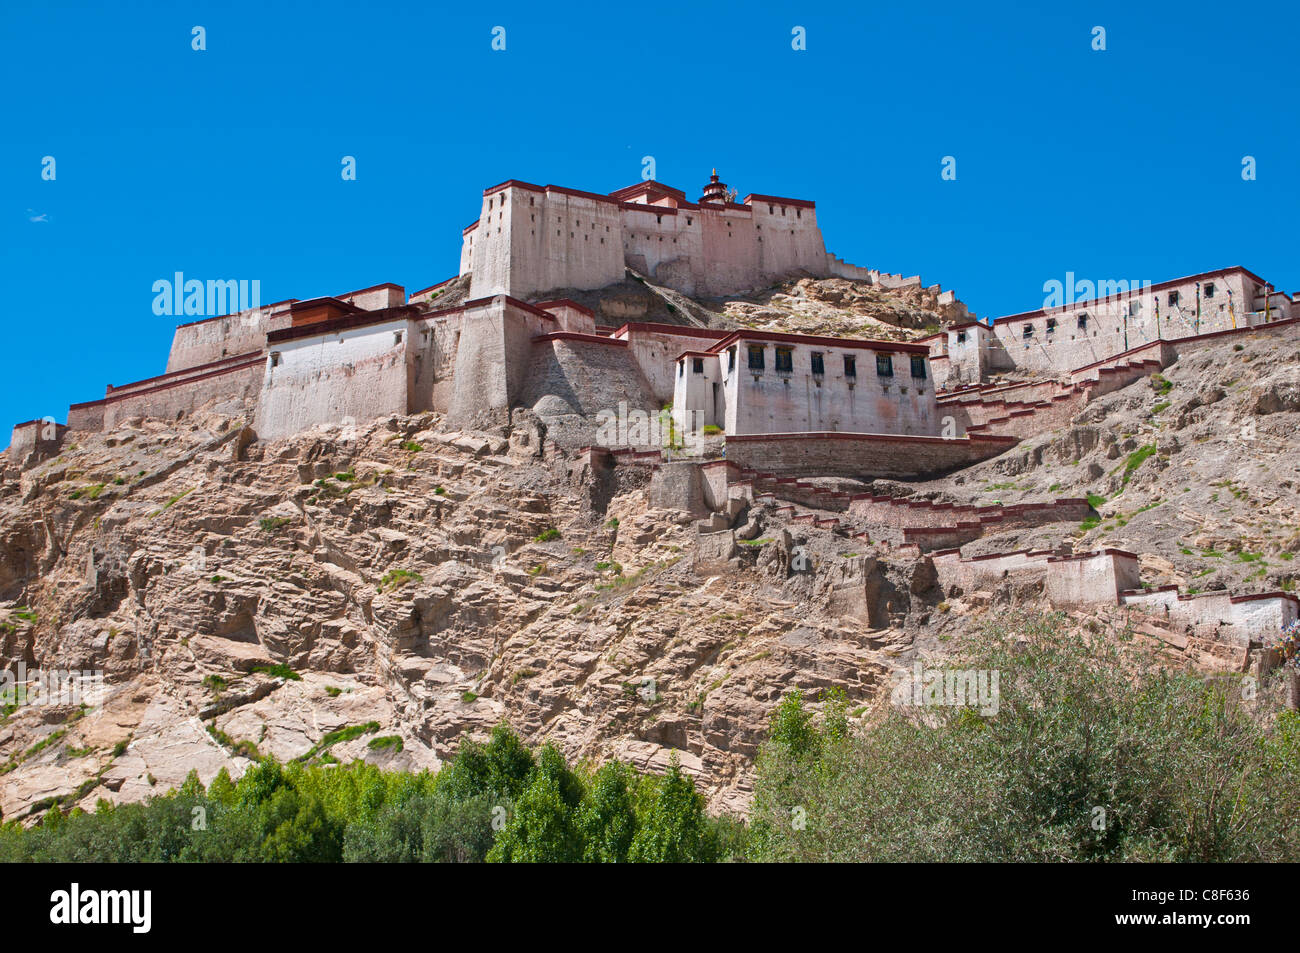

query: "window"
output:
843 355 856 377
775 347 794 373
394 331 403 345
1077 313 1088 330
677 361 684 378
1204 283 1215 298
727 347 736 372
876 353 893 377
1168 291 1179 306
810 352 825 375
1023 324 1034 339
692 357 704 375
1046 318 1057 334
910 355 927 380
270 352 281 368
748 345 765 370
956 331 967 344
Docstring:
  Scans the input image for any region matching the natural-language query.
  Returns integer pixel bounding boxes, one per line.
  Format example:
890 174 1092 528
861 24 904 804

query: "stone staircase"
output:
936 356 1163 439
725 468 1093 552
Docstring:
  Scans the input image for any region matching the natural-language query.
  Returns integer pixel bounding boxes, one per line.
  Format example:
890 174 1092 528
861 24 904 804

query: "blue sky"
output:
3 0 1297 434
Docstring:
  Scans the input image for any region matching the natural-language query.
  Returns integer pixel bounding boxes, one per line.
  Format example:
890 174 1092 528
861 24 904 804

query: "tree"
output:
487 775 582 863
576 762 638 862
628 756 716 863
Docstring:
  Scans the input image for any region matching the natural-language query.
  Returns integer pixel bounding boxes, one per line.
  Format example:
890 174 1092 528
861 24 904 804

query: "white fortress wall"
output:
166 303 294 373
615 324 732 406
444 295 558 424
255 316 412 440
1121 588 1299 644
468 183 625 299
1044 550 1141 606
672 352 723 433
746 196 826 285
408 308 466 414
991 269 1268 375
622 204 707 296
721 336 937 437
695 206 762 296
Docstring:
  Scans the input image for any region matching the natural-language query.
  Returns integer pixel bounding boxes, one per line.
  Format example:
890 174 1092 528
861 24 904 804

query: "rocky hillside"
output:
912 330 1300 594
542 273 968 338
711 276 970 341
0 298 1295 826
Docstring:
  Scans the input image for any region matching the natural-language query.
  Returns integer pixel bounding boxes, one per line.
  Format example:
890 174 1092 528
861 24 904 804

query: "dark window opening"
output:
810 352 824 375
691 357 704 375
843 355 856 377
1046 318 1057 334
775 347 793 373
727 347 736 372
1168 291 1180 305
1204 283 1215 298
748 345 765 370
1023 324 1034 339
876 353 894 377
910 355 927 380
1077 313 1088 330
956 331 967 344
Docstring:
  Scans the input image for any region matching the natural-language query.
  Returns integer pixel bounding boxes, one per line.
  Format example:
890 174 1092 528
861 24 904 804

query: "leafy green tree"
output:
235 757 286 807
628 756 717 863
207 767 236 805
576 761 638 862
768 689 820 758
258 787 343 862
532 742 585 809
487 775 582 863
437 722 535 802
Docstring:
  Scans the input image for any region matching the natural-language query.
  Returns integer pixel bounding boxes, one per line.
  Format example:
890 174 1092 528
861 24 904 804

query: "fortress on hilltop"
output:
5 167 1300 673
7 168 1296 471
459 170 961 302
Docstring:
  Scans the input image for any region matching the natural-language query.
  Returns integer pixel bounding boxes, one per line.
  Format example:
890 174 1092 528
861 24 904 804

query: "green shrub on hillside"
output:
747 612 1300 862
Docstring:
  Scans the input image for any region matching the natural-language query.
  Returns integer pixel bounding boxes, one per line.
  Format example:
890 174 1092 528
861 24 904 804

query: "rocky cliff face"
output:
0 402 943 819
1 287 1296 824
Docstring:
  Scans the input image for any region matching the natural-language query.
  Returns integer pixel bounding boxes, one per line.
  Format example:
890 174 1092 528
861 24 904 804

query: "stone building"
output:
925 266 1297 388
9 171 1299 484
672 330 936 437
460 169 962 302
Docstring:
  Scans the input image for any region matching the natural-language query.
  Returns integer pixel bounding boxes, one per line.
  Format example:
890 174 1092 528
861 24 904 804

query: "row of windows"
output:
1025 314 1090 338
1019 286 1220 338
725 345 925 379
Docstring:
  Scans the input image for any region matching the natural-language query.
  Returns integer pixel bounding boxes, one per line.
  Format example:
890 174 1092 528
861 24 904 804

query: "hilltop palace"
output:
7 169 1299 660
